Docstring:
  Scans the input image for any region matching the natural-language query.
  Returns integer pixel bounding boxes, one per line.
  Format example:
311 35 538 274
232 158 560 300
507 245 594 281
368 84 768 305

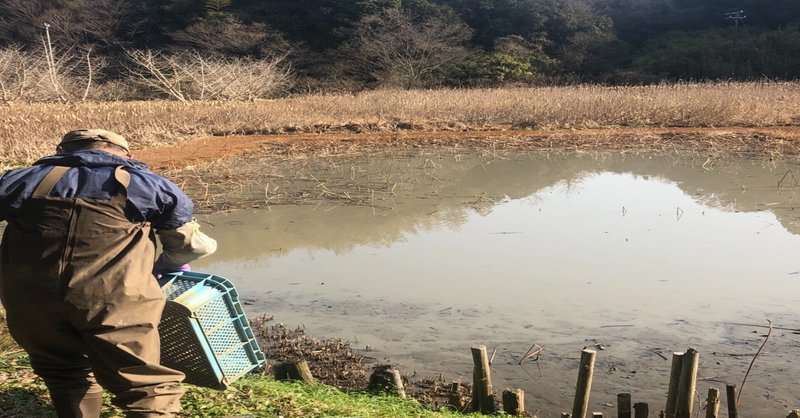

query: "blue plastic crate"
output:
158 271 266 389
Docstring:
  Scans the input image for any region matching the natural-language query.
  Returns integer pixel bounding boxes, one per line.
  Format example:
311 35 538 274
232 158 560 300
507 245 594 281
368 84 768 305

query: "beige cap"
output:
60 129 129 152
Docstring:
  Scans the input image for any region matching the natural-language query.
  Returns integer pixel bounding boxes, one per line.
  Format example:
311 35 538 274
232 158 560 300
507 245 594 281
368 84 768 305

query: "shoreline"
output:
136 126 800 171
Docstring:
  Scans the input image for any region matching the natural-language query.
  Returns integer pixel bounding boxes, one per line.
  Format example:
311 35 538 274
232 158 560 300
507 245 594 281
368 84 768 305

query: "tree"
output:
0 46 33 103
124 49 292 101
349 7 472 88
171 18 289 57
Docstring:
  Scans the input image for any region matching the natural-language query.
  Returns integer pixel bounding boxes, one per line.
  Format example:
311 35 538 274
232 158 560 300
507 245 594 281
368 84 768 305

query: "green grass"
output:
180 376 473 418
0 309 475 418
0 363 473 417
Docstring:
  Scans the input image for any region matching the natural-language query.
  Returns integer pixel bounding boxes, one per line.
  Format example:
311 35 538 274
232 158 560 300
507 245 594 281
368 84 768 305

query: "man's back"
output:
0 130 216 418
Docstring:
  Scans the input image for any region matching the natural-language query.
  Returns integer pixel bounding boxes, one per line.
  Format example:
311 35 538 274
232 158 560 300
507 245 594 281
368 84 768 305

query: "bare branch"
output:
351 8 471 88
123 49 292 102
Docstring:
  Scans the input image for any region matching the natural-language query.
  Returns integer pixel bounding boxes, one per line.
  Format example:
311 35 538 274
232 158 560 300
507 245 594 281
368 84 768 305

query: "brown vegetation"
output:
2 82 800 167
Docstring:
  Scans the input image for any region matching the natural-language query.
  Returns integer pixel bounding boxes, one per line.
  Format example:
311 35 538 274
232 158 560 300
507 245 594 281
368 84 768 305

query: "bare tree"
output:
171 19 289 57
123 49 192 102
0 46 33 103
124 49 292 102
73 0 134 47
351 8 472 88
0 0 46 46
39 24 106 102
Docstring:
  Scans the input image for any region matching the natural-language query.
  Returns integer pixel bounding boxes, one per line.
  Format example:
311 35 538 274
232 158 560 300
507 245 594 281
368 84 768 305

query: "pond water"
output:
193 151 800 416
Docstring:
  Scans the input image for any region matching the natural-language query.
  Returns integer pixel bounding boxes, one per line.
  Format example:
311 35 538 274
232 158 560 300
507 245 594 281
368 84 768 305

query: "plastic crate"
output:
158 271 266 389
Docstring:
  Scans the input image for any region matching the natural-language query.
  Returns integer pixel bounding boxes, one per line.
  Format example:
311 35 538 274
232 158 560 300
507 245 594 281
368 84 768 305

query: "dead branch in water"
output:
738 319 773 404
518 343 544 365
720 321 800 332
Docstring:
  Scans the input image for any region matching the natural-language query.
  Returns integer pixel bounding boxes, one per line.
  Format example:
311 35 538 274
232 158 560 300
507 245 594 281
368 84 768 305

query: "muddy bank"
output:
137 127 800 172
252 314 480 414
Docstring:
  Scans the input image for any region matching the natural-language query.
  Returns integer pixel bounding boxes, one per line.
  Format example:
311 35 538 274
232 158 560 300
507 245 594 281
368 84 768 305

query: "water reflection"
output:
192 151 800 416
196 164 800 324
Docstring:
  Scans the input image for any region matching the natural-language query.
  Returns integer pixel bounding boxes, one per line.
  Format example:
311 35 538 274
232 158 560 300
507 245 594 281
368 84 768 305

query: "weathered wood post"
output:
502 389 525 416
274 360 315 384
634 403 649 418
471 345 496 413
705 388 720 418
675 348 699 418
449 381 465 410
787 409 800 418
571 348 597 418
665 352 685 418
368 365 406 398
618 393 632 418
725 384 738 418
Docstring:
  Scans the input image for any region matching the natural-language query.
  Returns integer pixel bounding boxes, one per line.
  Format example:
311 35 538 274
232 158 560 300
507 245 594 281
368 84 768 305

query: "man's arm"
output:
156 219 217 266
141 172 218 272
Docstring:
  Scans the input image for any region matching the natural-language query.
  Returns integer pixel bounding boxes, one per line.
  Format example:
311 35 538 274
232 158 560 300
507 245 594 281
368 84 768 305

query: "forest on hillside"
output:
1 0 799 99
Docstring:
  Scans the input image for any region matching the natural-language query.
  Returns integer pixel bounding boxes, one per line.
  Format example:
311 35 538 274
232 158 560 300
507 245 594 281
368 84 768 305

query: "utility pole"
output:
724 10 746 77
724 10 746 28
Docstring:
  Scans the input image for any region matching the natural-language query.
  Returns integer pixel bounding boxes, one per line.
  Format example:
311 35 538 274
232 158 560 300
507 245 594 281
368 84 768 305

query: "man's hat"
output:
60 129 129 152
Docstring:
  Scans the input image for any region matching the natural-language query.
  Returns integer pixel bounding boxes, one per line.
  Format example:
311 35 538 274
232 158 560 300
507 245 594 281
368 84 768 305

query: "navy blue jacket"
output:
0 150 192 230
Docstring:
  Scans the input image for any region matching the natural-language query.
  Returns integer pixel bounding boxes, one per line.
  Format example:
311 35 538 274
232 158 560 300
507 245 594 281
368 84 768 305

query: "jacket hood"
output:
34 150 149 171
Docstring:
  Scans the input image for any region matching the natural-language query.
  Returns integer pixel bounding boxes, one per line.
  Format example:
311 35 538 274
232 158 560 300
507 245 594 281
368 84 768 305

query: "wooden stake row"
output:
274 347 798 417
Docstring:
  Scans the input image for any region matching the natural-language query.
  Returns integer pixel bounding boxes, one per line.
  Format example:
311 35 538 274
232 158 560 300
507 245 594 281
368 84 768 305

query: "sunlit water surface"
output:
192 152 800 416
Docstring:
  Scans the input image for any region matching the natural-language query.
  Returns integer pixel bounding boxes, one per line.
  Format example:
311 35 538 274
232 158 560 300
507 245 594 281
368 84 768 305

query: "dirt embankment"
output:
135 127 800 170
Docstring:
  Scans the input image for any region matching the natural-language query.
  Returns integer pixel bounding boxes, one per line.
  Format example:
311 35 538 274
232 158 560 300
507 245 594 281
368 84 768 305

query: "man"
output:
0 129 217 417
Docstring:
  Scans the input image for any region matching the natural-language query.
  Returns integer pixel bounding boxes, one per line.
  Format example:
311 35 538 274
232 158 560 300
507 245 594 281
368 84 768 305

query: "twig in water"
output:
489 347 497 365
777 170 799 190
738 319 773 404
720 321 800 332
518 343 543 365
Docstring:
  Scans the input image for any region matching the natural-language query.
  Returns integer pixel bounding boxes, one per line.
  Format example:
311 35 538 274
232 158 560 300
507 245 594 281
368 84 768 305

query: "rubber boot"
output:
50 389 104 418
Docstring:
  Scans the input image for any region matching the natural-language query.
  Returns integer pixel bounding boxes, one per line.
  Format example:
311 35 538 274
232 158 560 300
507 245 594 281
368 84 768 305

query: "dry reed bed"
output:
2 82 800 166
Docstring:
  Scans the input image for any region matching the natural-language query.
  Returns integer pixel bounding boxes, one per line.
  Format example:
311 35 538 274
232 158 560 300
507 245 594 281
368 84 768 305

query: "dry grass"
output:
2 82 800 166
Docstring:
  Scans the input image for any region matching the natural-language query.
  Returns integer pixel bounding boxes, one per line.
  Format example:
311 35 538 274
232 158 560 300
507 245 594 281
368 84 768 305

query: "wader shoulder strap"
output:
113 166 130 199
31 166 71 198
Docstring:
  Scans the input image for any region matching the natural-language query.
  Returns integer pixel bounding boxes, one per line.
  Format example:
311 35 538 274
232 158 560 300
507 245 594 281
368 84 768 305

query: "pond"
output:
193 150 800 417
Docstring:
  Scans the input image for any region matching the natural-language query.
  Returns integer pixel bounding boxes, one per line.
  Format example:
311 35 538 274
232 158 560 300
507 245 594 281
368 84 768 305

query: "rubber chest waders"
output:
0 166 185 418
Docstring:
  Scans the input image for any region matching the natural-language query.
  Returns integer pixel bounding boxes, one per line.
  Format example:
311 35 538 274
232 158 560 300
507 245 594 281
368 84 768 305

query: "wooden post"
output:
273 360 315 384
502 389 525 415
471 345 496 413
572 348 597 418
725 385 738 418
448 381 465 410
705 388 720 418
787 409 800 418
634 402 649 418
675 348 699 418
368 365 406 398
665 352 685 418
618 393 632 418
